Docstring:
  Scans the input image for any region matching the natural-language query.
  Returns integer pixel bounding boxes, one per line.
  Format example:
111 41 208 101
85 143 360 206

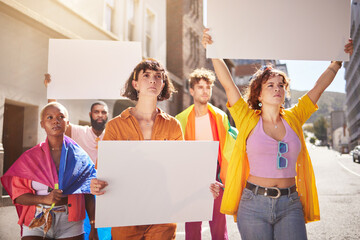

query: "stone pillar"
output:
0 97 10 206
0 142 5 207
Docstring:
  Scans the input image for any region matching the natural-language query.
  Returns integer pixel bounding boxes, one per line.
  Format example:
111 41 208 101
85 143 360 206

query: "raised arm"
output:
44 73 56 103
307 39 353 105
202 29 241 107
44 73 73 137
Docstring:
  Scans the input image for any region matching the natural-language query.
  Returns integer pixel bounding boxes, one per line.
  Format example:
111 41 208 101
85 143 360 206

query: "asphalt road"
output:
305 145 360 240
1 144 360 239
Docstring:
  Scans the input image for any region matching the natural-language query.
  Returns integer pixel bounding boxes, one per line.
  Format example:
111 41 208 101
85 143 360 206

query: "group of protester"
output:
0 28 353 240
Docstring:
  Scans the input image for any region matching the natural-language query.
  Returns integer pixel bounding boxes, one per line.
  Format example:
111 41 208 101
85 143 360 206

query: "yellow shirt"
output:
221 94 320 223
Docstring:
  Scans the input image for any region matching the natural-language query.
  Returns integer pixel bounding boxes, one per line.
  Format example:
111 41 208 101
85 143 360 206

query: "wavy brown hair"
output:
245 65 290 110
122 58 176 101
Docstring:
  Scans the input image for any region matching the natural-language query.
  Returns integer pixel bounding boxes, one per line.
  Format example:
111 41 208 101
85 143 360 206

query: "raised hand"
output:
44 73 51 87
202 28 213 49
344 38 353 56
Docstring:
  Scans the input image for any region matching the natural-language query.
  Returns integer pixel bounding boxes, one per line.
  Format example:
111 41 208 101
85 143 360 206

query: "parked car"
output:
353 145 360 163
350 150 354 156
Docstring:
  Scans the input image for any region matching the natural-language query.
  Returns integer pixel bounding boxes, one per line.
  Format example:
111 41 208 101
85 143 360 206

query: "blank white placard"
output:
207 0 351 61
95 141 219 228
47 39 142 99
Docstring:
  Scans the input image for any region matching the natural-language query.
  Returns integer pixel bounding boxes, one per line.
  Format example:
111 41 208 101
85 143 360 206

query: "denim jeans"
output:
237 188 307 240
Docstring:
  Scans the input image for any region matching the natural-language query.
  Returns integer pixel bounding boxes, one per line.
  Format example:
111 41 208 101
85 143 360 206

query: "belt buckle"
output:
264 187 281 199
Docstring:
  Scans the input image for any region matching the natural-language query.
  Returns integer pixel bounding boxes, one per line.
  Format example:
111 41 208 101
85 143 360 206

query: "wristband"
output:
331 61 342 68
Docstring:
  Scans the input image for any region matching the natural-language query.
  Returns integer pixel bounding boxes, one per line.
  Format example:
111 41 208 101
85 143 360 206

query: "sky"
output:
280 60 347 93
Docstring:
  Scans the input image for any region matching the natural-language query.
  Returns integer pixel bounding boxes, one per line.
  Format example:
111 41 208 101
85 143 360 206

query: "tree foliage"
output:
313 116 328 142
303 125 314 133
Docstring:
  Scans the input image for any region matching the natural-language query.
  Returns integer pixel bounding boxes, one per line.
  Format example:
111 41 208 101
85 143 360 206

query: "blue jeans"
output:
237 188 307 240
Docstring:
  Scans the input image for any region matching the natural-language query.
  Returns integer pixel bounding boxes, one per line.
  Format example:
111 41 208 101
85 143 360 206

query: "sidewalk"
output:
0 205 20 240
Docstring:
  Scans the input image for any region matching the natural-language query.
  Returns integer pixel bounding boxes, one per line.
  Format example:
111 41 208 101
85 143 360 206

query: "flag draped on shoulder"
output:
176 103 237 183
58 136 97 194
1 135 96 226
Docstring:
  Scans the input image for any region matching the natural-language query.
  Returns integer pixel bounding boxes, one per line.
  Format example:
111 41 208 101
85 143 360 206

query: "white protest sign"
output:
207 0 351 60
95 141 219 228
48 39 142 99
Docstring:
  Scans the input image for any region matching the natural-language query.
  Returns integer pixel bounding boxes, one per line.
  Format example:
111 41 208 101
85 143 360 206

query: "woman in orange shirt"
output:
90 58 183 239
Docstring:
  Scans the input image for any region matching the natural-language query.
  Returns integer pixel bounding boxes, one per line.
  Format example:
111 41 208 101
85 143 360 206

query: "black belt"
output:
246 182 297 199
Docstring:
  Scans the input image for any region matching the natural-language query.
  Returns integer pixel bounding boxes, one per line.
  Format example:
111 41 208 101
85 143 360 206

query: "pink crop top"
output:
246 117 301 178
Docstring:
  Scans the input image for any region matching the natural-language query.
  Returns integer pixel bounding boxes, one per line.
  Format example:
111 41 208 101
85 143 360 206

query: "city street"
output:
306 144 360 239
1 143 360 239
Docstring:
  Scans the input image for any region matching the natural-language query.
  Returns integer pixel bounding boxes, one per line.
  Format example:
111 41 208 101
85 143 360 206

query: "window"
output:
104 0 114 32
145 9 155 57
127 0 138 41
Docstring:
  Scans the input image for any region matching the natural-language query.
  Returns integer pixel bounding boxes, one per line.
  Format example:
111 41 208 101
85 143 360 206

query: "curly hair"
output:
188 68 216 89
245 65 290 110
122 58 176 101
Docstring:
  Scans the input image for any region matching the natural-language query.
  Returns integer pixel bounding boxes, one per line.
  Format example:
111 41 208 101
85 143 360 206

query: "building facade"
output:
344 0 360 149
332 126 350 154
166 0 230 116
0 0 167 206
330 110 349 152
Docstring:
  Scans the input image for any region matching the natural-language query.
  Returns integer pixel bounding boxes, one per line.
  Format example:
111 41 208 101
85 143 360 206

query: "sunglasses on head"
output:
277 141 288 169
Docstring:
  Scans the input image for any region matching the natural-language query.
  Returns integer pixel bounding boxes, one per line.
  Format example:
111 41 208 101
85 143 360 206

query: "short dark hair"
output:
122 58 176 101
40 102 69 120
90 101 108 112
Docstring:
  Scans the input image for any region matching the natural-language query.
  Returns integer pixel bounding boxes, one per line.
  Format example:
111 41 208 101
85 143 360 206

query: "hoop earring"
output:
258 102 262 107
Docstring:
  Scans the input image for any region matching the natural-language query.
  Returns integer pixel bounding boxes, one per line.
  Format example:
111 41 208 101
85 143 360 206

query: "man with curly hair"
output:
176 68 237 240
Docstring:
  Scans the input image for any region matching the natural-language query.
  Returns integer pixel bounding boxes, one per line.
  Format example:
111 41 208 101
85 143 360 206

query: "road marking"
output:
337 159 360 177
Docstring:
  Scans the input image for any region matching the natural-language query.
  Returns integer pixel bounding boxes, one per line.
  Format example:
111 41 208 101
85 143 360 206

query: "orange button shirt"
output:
103 107 183 141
